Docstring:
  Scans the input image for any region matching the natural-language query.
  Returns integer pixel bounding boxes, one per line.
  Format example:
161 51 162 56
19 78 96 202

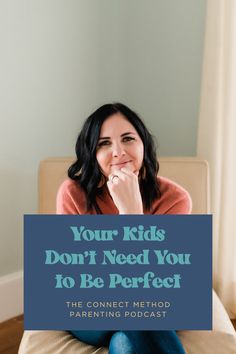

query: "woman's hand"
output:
107 167 143 214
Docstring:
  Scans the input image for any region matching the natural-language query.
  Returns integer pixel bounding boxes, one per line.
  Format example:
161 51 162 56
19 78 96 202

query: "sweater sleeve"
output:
163 192 192 214
152 177 192 215
56 179 85 214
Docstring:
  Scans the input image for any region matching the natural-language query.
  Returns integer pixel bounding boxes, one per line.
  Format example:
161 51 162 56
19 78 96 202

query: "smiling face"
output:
96 113 144 178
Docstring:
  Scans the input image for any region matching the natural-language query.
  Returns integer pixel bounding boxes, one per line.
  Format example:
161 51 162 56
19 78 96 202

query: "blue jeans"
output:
70 330 186 354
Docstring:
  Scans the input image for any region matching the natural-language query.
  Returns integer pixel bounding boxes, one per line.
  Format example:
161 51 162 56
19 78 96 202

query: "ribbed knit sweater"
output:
57 176 192 215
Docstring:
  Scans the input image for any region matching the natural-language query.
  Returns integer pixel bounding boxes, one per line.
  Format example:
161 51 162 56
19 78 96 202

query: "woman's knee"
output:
109 331 135 354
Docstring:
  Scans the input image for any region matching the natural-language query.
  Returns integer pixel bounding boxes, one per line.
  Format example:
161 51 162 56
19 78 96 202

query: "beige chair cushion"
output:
19 290 236 354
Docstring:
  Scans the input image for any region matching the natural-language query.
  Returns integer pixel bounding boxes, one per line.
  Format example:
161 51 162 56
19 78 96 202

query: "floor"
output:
0 315 24 354
0 315 235 354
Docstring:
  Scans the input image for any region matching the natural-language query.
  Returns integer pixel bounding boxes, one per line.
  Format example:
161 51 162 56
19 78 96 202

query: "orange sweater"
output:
57 176 192 215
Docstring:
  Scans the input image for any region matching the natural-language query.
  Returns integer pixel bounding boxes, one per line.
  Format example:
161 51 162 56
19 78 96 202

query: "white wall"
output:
0 0 206 294
0 0 103 277
98 0 206 156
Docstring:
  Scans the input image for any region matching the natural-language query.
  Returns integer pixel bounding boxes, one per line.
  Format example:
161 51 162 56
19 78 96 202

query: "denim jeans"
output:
70 330 186 354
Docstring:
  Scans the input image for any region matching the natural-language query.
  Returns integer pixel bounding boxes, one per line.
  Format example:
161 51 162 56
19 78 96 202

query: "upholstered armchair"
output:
19 157 236 354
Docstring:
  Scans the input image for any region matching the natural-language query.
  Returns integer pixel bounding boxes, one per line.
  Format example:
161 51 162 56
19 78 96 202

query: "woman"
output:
57 103 191 353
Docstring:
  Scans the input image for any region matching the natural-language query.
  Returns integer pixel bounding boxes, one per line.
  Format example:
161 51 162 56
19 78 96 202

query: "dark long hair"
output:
68 103 160 212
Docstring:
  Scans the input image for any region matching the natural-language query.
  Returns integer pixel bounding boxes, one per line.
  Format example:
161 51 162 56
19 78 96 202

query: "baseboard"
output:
0 270 23 323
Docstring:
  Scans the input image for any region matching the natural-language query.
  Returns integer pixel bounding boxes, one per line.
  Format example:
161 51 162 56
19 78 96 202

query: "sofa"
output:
19 157 236 354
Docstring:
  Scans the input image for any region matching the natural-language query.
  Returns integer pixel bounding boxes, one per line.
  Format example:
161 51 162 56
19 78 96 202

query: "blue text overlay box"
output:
24 215 212 330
